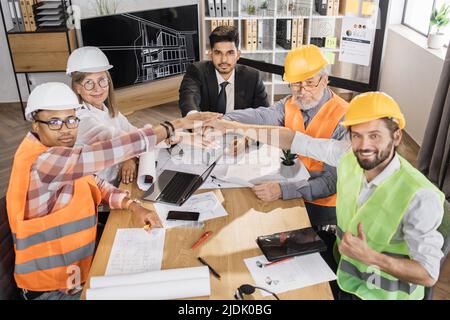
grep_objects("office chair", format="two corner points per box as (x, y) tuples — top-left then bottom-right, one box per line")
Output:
(0, 196), (21, 300)
(424, 199), (450, 300)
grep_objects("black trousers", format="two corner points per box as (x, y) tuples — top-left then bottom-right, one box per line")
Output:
(317, 230), (361, 300)
(304, 202), (337, 227)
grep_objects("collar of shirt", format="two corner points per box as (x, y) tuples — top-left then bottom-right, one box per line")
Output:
(215, 69), (235, 87)
(362, 153), (401, 188)
(82, 102), (107, 113)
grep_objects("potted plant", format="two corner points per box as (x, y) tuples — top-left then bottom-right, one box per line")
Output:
(247, 4), (257, 15)
(428, 4), (450, 49)
(259, 0), (268, 16)
(280, 149), (299, 178)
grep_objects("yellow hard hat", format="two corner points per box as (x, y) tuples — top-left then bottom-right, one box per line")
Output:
(341, 92), (406, 129)
(283, 45), (328, 83)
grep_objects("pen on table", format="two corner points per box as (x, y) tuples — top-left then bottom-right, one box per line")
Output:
(265, 257), (294, 267)
(198, 257), (221, 279)
(191, 231), (213, 249)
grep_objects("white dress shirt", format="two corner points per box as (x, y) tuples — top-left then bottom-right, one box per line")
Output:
(76, 102), (137, 183)
(291, 132), (444, 280)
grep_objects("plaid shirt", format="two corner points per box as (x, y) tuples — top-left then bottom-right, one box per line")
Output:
(23, 126), (155, 220)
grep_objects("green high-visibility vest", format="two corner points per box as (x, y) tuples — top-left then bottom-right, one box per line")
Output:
(335, 151), (444, 300)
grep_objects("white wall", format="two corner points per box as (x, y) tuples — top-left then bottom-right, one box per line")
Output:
(0, 0), (198, 102)
(379, 25), (446, 145)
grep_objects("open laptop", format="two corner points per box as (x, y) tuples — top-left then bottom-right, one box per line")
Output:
(142, 157), (220, 206)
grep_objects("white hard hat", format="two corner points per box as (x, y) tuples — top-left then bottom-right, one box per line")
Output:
(25, 82), (82, 121)
(66, 46), (113, 75)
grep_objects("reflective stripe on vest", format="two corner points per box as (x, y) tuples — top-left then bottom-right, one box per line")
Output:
(339, 259), (417, 294)
(335, 151), (444, 300)
(284, 93), (348, 207)
(15, 241), (96, 274)
(12, 215), (97, 250)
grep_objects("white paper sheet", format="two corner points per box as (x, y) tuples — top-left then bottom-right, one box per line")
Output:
(244, 254), (336, 296)
(105, 228), (165, 276)
(153, 192), (228, 228)
(87, 266), (210, 300)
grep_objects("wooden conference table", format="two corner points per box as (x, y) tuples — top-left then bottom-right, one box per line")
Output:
(81, 183), (333, 300)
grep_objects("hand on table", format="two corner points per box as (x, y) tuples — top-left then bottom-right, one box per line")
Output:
(253, 182), (282, 202)
(129, 203), (163, 230)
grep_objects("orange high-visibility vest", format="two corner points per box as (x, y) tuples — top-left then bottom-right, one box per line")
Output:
(284, 93), (349, 207)
(6, 135), (101, 291)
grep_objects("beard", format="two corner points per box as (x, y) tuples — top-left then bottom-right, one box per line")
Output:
(293, 90), (324, 110)
(354, 141), (394, 170)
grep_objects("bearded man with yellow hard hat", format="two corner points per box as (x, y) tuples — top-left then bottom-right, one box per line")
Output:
(222, 45), (349, 229)
(208, 91), (445, 299)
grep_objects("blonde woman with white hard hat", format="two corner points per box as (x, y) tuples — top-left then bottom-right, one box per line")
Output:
(67, 46), (138, 185)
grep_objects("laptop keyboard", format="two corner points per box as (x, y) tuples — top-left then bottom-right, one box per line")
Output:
(158, 172), (198, 203)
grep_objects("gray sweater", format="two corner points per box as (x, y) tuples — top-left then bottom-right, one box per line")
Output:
(224, 89), (347, 201)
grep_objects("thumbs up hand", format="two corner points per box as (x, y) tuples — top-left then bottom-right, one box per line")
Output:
(338, 223), (375, 265)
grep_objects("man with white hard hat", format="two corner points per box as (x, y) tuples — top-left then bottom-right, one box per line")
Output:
(6, 82), (218, 300)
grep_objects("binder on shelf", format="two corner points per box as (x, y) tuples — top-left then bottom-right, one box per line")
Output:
(25, 0), (36, 31)
(19, 0), (29, 31)
(2, 0), (14, 31)
(222, 19), (228, 26)
(14, 0), (25, 31)
(327, 0), (333, 16)
(251, 19), (257, 51)
(333, 0), (340, 16)
(243, 19), (252, 50)
(297, 18), (304, 46)
(315, 0), (327, 15)
(291, 18), (298, 49)
(207, 0), (216, 17)
(217, 19), (223, 26)
(215, 0), (222, 17)
(7, 0), (18, 30)
(257, 19), (264, 50)
(221, 0), (229, 17)
(211, 19), (218, 32)
(228, 19), (234, 26)
(276, 19), (292, 50)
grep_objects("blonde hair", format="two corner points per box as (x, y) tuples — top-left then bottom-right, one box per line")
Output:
(71, 70), (118, 118)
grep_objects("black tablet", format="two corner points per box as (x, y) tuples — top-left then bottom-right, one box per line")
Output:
(256, 227), (327, 262)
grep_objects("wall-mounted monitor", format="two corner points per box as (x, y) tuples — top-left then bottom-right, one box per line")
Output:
(81, 5), (199, 89)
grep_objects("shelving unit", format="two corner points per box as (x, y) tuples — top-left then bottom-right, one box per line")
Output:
(200, 0), (382, 103)
(0, 0), (77, 118)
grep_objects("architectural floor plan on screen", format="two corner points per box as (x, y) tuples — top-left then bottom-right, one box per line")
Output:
(81, 5), (200, 88)
(100, 13), (197, 84)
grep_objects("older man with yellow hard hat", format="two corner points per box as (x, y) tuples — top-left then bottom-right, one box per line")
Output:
(207, 91), (445, 299)
(222, 44), (349, 229)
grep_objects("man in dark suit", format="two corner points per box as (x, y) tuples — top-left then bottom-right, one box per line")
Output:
(179, 26), (269, 116)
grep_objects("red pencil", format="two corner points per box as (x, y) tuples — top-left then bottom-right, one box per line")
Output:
(264, 257), (294, 267)
(191, 231), (213, 249)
